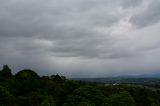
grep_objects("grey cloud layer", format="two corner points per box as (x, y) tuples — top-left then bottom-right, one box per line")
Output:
(130, 0), (160, 28)
(0, 0), (160, 77)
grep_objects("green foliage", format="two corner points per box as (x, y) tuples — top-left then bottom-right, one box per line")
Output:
(0, 86), (11, 105)
(63, 86), (108, 106)
(50, 74), (66, 81)
(0, 65), (160, 106)
(0, 65), (12, 80)
(151, 102), (160, 106)
(12, 69), (41, 95)
(77, 101), (95, 106)
(15, 69), (39, 79)
(41, 96), (56, 106)
(108, 91), (136, 106)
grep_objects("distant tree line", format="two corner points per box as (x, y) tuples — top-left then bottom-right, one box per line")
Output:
(0, 65), (160, 106)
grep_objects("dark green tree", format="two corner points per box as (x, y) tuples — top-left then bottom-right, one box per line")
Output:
(63, 86), (108, 106)
(15, 69), (39, 79)
(41, 96), (56, 106)
(108, 91), (136, 106)
(0, 65), (12, 79)
(77, 101), (95, 106)
(0, 86), (11, 105)
(13, 69), (40, 95)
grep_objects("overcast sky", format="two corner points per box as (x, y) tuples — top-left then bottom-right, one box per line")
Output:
(0, 0), (160, 77)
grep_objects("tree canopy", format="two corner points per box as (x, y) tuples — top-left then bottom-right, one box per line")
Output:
(0, 65), (160, 106)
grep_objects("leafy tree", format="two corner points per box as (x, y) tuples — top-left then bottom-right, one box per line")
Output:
(51, 74), (65, 81)
(77, 101), (95, 106)
(0, 65), (160, 106)
(0, 86), (11, 105)
(41, 96), (56, 106)
(13, 69), (40, 95)
(151, 103), (160, 106)
(108, 91), (136, 106)
(0, 65), (12, 79)
(63, 86), (108, 106)
(15, 69), (39, 79)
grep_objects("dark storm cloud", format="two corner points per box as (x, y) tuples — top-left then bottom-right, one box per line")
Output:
(130, 0), (160, 28)
(0, 0), (120, 58)
(0, 0), (119, 38)
(0, 0), (160, 77)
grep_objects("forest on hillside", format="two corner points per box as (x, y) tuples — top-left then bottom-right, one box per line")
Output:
(0, 65), (160, 106)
